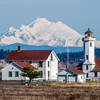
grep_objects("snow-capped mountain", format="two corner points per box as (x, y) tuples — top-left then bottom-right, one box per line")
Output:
(0, 18), (100, 47)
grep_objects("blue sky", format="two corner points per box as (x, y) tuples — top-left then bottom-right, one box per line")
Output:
(0, 0), (100, 40)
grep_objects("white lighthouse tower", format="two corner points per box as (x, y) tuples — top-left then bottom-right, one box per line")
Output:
(82, 28), (96, 78)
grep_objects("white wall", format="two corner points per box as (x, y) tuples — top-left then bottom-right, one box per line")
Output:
(83, 36), (95, 74)
(29, 61), (46, 80)
(87, 72), (100, 81)
(84, 39), (95, 64)
(2, 64), (25, 80)
(46, 51), (58, 80)
(77, 74), (86, 83)
(83, 64), (95, 73)
(30, 54), (58, 81)
(31, 62), (38, 69)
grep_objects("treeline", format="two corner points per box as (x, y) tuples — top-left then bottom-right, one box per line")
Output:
(57, 48), (100, 64)
(0, 49), (10, 60)
(57, 52), (84, 64)
(95, 48), (100, 58)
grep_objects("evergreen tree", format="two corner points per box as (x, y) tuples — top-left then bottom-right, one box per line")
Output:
(21, 67), (41, 87)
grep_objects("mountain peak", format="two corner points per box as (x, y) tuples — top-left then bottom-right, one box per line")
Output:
(0, 18), (100, 47)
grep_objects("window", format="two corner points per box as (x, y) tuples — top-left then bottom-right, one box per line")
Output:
(86, 55), (88, 60)
(39, 61), (43, 67)
(9, 71), (12, 77)
(15, 71), (19, 77)
(90, 42), (92, 47)
(48, 71), (50, 78)
(48, 61), (50, 67)
(88, 34), (91, 37)
(40, 71), (43, 78)
(81, 76), (82, 79)
(86, 73), (88, 78)
(94, 72), (97, 77)
(9, 61), (12, 63)
(86, 65), (88, 70)
(29, 61), (32, 64)
(51, 54), (53, 60)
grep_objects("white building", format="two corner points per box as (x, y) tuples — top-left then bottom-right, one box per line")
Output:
(58, 68), (86, 83)
(82, 28), (96, 74)
(82, 28), (100, 81)
(2, 62), (37, 80)
(2, 46), (59, 81)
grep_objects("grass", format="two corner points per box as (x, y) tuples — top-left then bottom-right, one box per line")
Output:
(31, 81), (100, 88)
(1, 80), (100, 88)
(0, 80), (25, 85)
(50, 82), (100, 88)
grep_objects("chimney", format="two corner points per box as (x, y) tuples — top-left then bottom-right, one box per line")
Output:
(17, 45), (22, 52)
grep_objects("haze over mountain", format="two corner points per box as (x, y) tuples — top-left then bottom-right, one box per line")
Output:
(0, 18), (100, 47)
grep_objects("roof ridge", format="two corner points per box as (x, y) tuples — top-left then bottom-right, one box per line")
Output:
(6, 50), (52, 61)
(14, 62), (37, 70)
(68, 68), (85, 74)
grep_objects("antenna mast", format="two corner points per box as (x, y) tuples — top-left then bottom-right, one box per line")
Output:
(67, 46), (69, 68)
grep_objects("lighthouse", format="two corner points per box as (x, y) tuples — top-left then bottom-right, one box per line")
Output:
(82, 28), (96, 77)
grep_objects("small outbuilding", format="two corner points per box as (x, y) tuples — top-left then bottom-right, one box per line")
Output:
(58, 68), (86, 83)
(57, 70), (67, 82)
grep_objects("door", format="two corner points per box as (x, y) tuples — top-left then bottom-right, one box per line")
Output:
(58, 75), (66, 82)
(68, 75), (76, 83)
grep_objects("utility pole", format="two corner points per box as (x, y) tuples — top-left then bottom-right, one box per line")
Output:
(67, 46), (69, 68)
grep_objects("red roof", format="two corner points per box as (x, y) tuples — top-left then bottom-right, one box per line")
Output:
(92, 67), (100, 72)
(92, 58), (100, 72)
(85, 28), (93, 34)
(68, 68), (85, 75)
(14, 62), (37, 71)
(95, 57), (100, 67)
(6, 50), (52, 61)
